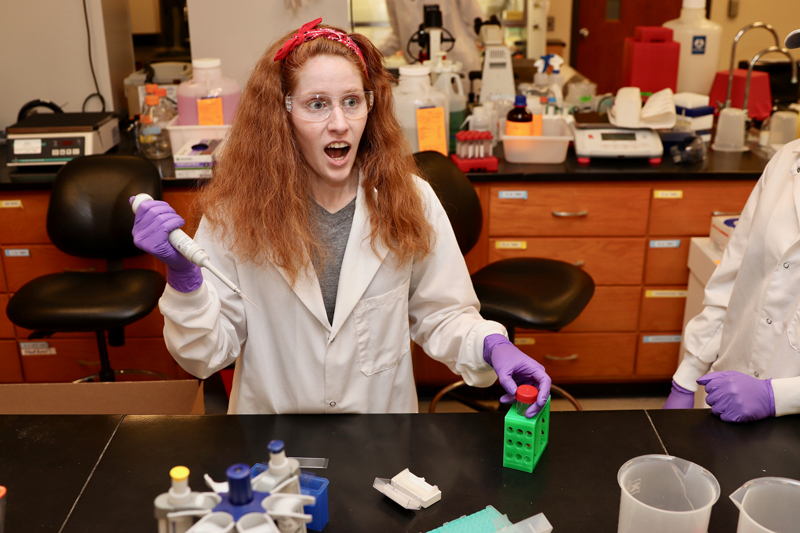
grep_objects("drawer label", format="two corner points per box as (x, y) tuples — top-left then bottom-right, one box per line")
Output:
(19, 341), (57, 356)
(653, 190), (683, 199)
(649, 239), (681, 248)
(645, 290), (687, 298)
(514, 337), (536, 345)
(495, 241), (527, 249)
(498, 190), (528, 200)
(0, 200), (22, 208)
(643, 335), (682, 343)
(4, 249), (30, 257)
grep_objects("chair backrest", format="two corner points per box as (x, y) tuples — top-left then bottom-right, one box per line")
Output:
(413, 151), (483, 256)
(46, 155), (162, 259)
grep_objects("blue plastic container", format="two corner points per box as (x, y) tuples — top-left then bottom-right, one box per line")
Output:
(300, 474), (329, 531)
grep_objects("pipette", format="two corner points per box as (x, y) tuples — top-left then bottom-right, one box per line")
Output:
(131, 194), (261, 311)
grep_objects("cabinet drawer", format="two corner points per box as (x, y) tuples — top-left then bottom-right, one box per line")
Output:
(636, 333), (682, 376)
(644, 238), (690, 285)
(489, 237), (645, 285)
(639, 286), (687, 331)
(164, 189), (201, 237)
(513, 332), (637, 379)
(560, 286), (641, 332)
(0, 191), (50, 245)
(2, 245), (162, 292)
(20, 338), (176, 382)
(649, 184), (754, 236)
(0, 340), (23, 382)
(488, 186), (650, 236)
(1, 295), (15, 339)
(0, 255), (6, 292)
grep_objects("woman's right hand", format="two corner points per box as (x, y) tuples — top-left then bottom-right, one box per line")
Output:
(663, 380), (695, 409)
(131, 197), (203, 292)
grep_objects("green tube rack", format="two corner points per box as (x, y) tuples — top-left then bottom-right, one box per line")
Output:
(503, 395), (551, 473)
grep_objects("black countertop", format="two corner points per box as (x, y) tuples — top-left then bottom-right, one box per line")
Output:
(2, 410), (799, 532)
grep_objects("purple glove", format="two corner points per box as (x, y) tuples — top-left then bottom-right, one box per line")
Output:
(130, 197), (203, 293)
(484, 334), (552, 418)
(697, 370), (775, 423)
(663, 380), (695, 409)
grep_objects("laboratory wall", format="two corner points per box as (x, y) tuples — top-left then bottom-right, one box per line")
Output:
(710, 1), (800, 71)
(186, 0), (350, 88)
(0, 0), (134, 130)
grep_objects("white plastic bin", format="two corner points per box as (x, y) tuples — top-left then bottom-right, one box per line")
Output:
(166, 115), (231, 155)
(501, 117), (573, 164)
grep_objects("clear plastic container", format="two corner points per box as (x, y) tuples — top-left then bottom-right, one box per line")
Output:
(177, 58), (241, 126)
(662, 0), (722, 95)
(501, 117), (572, 164)
(154, 87), (177, 121)
(392, 65), (449, 153)
(712, 107), (748, 152)
(617, 455), (720, 533)
(730, 477), (800, 533)
(138, 94), (172, 160)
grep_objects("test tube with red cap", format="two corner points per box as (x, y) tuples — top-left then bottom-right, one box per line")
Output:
(515, 384), (539, 416)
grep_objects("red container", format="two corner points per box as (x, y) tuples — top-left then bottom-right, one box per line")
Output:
(708, 69), (773, 120)
(622, 27), (680, 93)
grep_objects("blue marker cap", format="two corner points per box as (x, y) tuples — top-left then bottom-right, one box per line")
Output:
(268, 440), (285, 454)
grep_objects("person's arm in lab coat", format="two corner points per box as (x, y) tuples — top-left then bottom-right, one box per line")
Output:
(158, 217), (249, 380)
(672, 157), (772, 392)
(377, 0), (402, 58)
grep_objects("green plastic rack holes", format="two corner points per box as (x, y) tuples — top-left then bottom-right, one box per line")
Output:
(503, 396), (551, 473)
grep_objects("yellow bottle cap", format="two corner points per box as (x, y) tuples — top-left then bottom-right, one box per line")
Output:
(170, 466), (190, 481)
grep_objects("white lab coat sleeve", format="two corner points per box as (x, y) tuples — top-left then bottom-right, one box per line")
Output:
(457, 0), (483, 38)
(771, 376), (800, 417)
(407, 178), (506, 387)
(158, 218), (248, 380)
(673, 160), (771, 391)
(377, 0), (401, 57)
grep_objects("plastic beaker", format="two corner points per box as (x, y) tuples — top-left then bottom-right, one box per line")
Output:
(730, 477), (800, 533)
(617, 454), (720, 533)
(712, 107), (748, 152)
(768, 111), (798, 146)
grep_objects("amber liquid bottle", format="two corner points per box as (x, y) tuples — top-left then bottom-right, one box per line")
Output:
(505, 95), (533, 136)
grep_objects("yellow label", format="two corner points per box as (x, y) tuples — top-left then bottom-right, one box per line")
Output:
(714, 260), (720, 265)
(197, 97), (224, 126)
(653, 190), (683, 199)
(505, 120), (533, 137)
(0, 200), (22, 208)
(514, 337), (536, 345)
(416, 107), (448, 156)
(495, 241), (527, 249)
(645, 290), (688, 298)
(531, 114), (542, 136)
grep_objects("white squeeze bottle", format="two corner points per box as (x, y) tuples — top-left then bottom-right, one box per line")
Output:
(663, 0), (722, 95)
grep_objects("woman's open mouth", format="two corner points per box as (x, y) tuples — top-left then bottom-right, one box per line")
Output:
(324, 142), (351, 162)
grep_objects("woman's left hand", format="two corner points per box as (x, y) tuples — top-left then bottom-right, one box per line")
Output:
(484, 334), (551, 417)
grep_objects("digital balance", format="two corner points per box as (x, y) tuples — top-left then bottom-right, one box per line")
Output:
(6, 112), (120, 167)
(571, 123), (663, 165)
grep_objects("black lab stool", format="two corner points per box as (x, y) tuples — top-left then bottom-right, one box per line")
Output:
(413, 151), (595, 411)
(6, 155), (167, 382)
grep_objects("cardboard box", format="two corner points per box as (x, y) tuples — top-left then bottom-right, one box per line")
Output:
(709, 215), (739, 252)
(0, 380), (204, 415)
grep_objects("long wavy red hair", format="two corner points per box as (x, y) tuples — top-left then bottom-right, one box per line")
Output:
(196, 23), (434, 285)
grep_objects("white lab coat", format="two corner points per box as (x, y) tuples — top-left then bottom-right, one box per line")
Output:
(159, 176), (505, 414)
(674, 139), (800, 416)
(379, 0), (484, 75)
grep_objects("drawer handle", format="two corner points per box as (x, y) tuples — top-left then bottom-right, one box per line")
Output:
(552, 210), (588, 217)
(63, 267), (97, 273)
(712, 211), (741, 216)
(572, 260), (585, 267)
(545, 354), (579, 361)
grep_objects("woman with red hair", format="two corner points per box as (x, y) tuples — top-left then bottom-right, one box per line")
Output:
(132, 19), (550, 415)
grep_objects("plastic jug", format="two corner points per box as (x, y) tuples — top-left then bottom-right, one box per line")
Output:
(663, 0), (722, 95)
(177, 58), (241, 126)
(392, 65), (449, 153)
(730, 477), (800, 533)
(434, 70), (467, 153)
(617, 455), (720, 533)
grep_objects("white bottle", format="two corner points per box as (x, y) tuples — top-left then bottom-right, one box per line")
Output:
(433, 66), (468, 153)
(663, 0), (722, 95)
(392, 65), (449, 153)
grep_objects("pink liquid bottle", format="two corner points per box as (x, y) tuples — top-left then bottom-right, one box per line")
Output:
(176, 58), (241, 126)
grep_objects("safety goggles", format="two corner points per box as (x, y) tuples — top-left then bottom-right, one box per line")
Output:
(285, 91), (374, 122)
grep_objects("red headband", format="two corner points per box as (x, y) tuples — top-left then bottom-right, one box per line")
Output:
(273, 18), (369, 79)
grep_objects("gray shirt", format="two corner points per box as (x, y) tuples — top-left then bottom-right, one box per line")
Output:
(311, 196), (357, 325)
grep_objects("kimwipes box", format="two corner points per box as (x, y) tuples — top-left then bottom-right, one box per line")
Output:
(0, 380), (204, 415)
(709, 215), (739, 252)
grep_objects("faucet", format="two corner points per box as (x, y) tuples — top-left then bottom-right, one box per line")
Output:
(724, 22), (781, 108)
(742, 46), (798, 117)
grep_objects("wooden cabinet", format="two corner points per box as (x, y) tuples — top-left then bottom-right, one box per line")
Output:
(0, 340), (23, 383)
(649, 185), (753, 236)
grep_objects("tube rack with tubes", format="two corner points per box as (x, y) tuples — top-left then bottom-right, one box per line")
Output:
(450, 130), (498, 173)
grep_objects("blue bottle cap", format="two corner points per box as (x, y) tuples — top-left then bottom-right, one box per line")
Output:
(226, 463), (254, 505)
(268, 440), (284, 454)
(514, 95), (527, 107)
